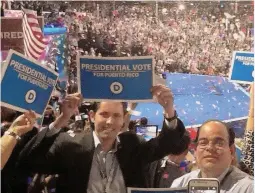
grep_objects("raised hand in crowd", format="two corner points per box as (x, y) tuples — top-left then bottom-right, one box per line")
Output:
(7, 110), (36, 136)
(151, 84), (175, 118)
(1, 110), (36, 169)
(51, 93), (83, 129)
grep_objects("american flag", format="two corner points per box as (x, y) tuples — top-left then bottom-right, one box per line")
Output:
(22, 8), (47, 60)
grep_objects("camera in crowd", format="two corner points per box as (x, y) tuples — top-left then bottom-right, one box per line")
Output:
(69, 102), (97, 132)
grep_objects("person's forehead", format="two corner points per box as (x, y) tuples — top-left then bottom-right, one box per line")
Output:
(199, 122), (229, 139)
(98, 102), (123, 113)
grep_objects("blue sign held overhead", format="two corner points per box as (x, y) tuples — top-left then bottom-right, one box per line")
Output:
(229, 51), (254, 84)
(77, 56), (154, 102)
(1, 50), (59, 117)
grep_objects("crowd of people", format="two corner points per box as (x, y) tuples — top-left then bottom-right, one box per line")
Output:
(1, 1), (254, 193)
(47, 2), (253, 74)
(1, 84), (254, 193)
(8, 1), (253, 85)
(60, 1), (253, 83)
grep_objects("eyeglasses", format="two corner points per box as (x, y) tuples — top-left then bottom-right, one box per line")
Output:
(197, 138), (228, 151)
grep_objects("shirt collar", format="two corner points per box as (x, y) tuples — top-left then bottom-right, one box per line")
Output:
(92, 131), (120, 152)
(93, 131), (101, 148)
(198, 166), (231, 182)
(217, 166), (231, 182)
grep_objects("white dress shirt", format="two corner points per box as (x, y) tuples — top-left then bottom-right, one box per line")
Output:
(87, 132), (126, 193)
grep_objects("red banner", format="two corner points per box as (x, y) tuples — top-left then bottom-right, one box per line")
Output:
(1, 17), (44, 53)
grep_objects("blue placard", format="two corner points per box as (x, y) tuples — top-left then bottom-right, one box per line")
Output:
(127, 188), (187, 193)
(229, 51), (254, 84)
(77, 56), (154, 102)
(1, 50), (59, 117)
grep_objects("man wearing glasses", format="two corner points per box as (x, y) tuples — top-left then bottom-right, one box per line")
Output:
(171, 120), (253, 193)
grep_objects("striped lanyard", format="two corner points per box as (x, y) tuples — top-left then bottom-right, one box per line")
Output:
(96, 151), (118, 193)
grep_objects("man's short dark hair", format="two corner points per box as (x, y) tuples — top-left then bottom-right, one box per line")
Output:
(128, 120), (137, 132)
(194, 119), (235, 146)
(179, 130), (191, 154)
(91, 102), (128, 115)
(171, 130), (191, 155)
(140, 117), (148, 126)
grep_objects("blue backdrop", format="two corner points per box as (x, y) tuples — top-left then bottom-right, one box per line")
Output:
(131, 73), (250, 136)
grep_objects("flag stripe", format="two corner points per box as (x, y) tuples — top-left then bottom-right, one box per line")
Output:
(24, 32), (42, 58)
(23, 14), (47, 48)
(31, 27), (43, 33)
(23, 25), (41, 59)
(23, 39), (34, 58)
(29, 22), (41, 28)
(24, 9), (37, 15)
(23, 25), (44, 54)
(23, 14), (46, 51)
(27, 17), (38, 23)
(22, 8), (47, 60)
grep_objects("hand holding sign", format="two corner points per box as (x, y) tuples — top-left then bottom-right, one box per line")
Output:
(8, 110), (36, 136)
(51, 93), (83, 130)
(60, 93), (83, 119)
(151, 84), (175, 118)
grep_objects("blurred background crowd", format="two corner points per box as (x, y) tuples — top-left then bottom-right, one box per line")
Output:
(6, 1), (254, 86)
(1, 1), (254, 192)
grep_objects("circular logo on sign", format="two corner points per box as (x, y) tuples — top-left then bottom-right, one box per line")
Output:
(252, 70), (254, 78)
(25, 90), (36, 104)
(110, 82), (123, 94)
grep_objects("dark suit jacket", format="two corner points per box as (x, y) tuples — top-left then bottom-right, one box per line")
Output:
(147, 159), (186, 188)
(16, 119), (186, 193)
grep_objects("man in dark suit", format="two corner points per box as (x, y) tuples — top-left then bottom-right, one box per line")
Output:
(16, 84), (187, 193)
(148, 130), (191, 188)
